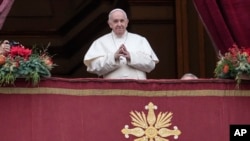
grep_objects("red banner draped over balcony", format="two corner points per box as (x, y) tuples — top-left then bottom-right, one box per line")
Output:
(0, 77), (250, 141)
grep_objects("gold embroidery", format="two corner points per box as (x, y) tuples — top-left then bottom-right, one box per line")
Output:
(1, 87), (249, 97)
(121, 102), (181, 141)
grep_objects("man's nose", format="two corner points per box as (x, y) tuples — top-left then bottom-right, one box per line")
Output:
(117, 21), (122, 26)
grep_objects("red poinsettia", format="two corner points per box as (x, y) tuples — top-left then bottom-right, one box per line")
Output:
(0, 41), (56, 86)
(10, 45), (32, 59)
(215, 43), (250, 86)
(242, 47), (250, 56)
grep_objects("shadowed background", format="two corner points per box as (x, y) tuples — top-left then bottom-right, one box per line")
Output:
(0, 0), (217, 79)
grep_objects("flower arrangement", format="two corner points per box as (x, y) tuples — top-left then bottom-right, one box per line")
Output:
(0, 41), (56, 86)
(214, 44), (250, 85)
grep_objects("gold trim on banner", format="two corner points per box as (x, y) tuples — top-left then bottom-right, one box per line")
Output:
(121, 102), (181, 140)
(0, 87), (250, 96)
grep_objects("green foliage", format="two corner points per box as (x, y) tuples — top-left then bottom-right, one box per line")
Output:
(214, 44), (250, 87)
(214, 57), (238, 79)
(0, 42), (55, 86)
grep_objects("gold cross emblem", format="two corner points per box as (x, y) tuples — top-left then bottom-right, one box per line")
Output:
(121, 102), (181, 141)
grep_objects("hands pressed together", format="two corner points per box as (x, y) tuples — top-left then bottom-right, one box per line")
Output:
(114, 44), (131, 62)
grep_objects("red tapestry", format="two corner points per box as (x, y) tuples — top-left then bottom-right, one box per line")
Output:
(0, 78), (250, 141)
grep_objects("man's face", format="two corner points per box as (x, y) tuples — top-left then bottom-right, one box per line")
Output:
(0, 40), (10, 53)
(108, 11), (128, 36)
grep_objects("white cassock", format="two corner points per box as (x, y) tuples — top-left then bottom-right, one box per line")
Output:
(83, 31), (159, 79)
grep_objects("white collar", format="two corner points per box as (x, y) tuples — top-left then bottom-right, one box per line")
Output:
(111, 31), (128, 39)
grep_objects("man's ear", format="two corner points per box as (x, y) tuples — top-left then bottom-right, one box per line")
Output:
(126, 19), (129, 27)
(107, 20), (112, 28)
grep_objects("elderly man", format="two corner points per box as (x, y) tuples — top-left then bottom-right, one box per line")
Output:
(83, 8), (159, 79)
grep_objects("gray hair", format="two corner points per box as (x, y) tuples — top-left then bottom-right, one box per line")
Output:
(181, 73), (198, 80)
(108, 8), (128, 21)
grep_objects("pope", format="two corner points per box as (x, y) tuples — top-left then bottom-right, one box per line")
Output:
(83, 8), (159, 79)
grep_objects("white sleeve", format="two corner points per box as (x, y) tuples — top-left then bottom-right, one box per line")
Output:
(84, 38), (121, 76)
(85, 53), (120, 76)
(127, 37), (159, 73)
(128, 52), (156, 73)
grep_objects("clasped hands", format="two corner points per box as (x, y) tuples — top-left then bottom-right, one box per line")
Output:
(114, 44), (130, 62)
